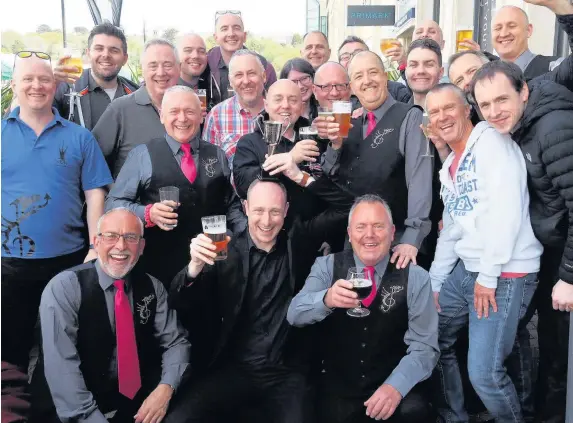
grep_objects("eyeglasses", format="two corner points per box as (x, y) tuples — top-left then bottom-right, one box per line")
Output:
(14, 51), (51, 70)
(339, 49), (366, 63)
(97, 232), (142, 244)
(314, 83), (350, 93)
(215, 10), (242, 20)
(290, 75), (312, 86)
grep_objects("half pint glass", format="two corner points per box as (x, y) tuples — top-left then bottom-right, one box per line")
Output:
(333, 101), (352, 138)
(201, 215), (228, 261)
(197, 89), (207, 110)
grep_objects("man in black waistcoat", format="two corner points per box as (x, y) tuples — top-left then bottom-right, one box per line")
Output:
(288, 194), (439, 423)
(106, 85), (245, 286)
(30, 208), (191, 423)
(165, 179), (350, 423)
(319, 51), (433, 269)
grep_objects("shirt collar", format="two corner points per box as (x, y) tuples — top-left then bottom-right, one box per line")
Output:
(247, 230), (286, 254)
(87, 70), (122, 93)
(362, 96), (396, 125)
(95, 260), (131, 292)
(353, 253), (390, 279)
(218, 55), (227, 70)
(233, 95), (264, 116)
(514, 49), (536, 72)
(134, 86), (153, 106)
(7, 107), (68, 127)
(164, 133), (200, 155)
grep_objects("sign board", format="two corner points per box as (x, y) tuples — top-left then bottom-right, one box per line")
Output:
(395, 7), (415, 29)
(347, 5), (395, 27)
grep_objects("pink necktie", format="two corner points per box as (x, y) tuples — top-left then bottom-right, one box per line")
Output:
(362, 266), (377, 307)
(366, 112), (377, 137)
(180, 143), (197, 183)
(114, 280), (141, 399)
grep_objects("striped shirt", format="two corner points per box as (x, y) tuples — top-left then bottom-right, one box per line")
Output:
(202, 95), (263, 170)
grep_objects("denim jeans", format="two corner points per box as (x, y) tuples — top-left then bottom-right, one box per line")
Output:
(435, 261), (538, 423)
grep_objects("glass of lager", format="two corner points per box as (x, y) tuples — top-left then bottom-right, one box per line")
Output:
(197, 89), (207, 111)
(159, 186), (179, 229)
(318, 106), (333, 119)
(347, 267), (372, 318)
(456, 27), (474, 52)
(201, 215), (228, 261)
(333, 101), (352, 139)
(421, 112), (434, 158)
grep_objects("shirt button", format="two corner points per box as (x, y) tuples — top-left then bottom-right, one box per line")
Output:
(361, 343), (366, 348)
(361, 374), (365, 378)
(364, 327), (368, 331)
(360, 360), (364, 364)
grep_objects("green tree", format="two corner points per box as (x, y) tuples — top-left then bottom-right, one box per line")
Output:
(161, 28), (179, 43)
(73, 26), (89, 35)
(36, 24), (52, 34)
(292, 33), (303, 46)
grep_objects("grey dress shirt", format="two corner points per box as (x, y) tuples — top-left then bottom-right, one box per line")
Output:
(322, 96), (432, 248)
(514, 48), (565, 73)
(92, 87), (165, 178)
(39, 260), (191, 423)
(287, 253), (439, 397)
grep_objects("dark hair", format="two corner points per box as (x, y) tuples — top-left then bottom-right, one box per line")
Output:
(88, 22), (128, 54)
(280, 58), (315, 79)
(407, 38), (442, 67)
(448, 50), (490, 70)
(337, 35), (368, 54)
(303, 31), (329, 46)
(469, 60), (526, 103)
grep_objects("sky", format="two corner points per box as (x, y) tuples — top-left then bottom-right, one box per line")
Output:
(2, 0), (308, 37)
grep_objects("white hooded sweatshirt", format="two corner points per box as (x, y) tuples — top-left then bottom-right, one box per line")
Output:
(429, 122), (542, 291)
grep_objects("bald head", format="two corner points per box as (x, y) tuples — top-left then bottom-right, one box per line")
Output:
(313, 61), (351, 107)
(12, 55), (56, 114)
(492, 5), (532, 62)
(265, 79), (303, 128)
(413, 20), (445, 49)
(178, 34), (208, 78)
(314, 61), (349, 84)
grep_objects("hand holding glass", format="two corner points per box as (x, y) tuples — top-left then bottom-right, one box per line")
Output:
(347, 267), (372, 318)
(201, 215), (228, 261)
(159, 186), (179, 229)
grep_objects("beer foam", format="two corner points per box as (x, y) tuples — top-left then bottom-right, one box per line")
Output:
(203, 225), (226, 234)
(352, 278), (372, 288)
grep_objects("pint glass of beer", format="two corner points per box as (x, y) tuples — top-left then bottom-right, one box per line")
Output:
(62, 49), (84, 79)
(456, 27), (474, 52)
(380, 38), (398, 56)
(332, 101), (352, 138)
(197, 89), (207, 110)
(201, 215), (228, 261)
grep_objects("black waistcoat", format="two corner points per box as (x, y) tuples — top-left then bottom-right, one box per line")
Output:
(317, 250), (409, 399)
(524, 55), (561, 80)
(337, 102), (411, 232)
(140, 138), (229, 286)
(31, 261), (161, 416)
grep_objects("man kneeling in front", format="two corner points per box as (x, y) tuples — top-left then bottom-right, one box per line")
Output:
(288, 194), (439, 422)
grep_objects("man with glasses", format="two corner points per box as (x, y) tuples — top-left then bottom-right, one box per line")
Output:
(1, 53), (112, 371)
(106, 86), (243, 287)
(30, 208), (190, 423)
(52, 23), (138, 130)
(93, 39), (180, 178)
(207, 11), (277, 106)
(301, 31), (331, 69)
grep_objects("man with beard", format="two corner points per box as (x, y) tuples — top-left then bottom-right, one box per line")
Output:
(471, 59), (573, 423)
(53, 23), (138, 130)
(93, 39), (180, 178)
(30, 208), (190, 423)
(106, 86), (243, 286)
(207, 12), (277, 106)
(203, 50), (266, 169)
(301, 31), (331, 70)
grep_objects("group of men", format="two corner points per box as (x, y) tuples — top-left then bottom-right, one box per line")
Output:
(2, 1), (573, 423)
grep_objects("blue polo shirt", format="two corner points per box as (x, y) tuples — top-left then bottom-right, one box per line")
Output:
(1, 108), (113, 259)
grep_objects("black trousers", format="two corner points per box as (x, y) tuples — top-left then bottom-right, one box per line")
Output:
(1, 249), (86, 370)
(534, 247), (569, 423)
(317, 387), (434, 423)
(164, 364), (305, 423)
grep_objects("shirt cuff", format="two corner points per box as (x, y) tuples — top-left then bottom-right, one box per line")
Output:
(383, 371), (413, 398)
(314, 289), (334, 318)
(477, 273), (498, 289)
(399, 227), (424, 249)
(78, 409), (109, 423)
(160, 371), (183, 392)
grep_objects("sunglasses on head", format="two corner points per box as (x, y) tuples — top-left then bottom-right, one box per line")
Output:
(215, 10), (242, 20)
(14, 51), (52, 71)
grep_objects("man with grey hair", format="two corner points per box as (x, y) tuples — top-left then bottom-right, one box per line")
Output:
(288, 194), (438, 423)
(93, 38), (181, 177)
(107, 85), (243, 286)
(30, 207), (191, 423)
(425, 83), (542, 422)
(203, 49), (267, 168)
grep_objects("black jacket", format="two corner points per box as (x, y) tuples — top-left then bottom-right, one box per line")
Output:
(512, 80), (573, 284)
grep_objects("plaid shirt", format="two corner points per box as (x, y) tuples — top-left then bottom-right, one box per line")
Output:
(202, 95), (263, 170)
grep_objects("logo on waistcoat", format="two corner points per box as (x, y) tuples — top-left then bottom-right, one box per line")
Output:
(136, 294), (155, 324)
(370, 128), (394, 149)
(379, 285), (404, 313)
(202, 158), (218, 178)
(58, 143), (68, 165)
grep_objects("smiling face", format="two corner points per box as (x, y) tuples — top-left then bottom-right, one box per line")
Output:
(214, 14), (247, 54)
(492, 6), (532, 62)
(229, 54), (266, 108)
(95, 209), (145, 279)
(426, 88), (472, 149)
(473, 72), (528, 135)
(413, 20), (445, 49)
(160, 89), (202, 143)
(287, 69), (313, 103)
(301, 32), (331, 69)
(12, 56), (56, 113)
(265, 79), (303, 127)
(405, 47), (443, 95)
(339, 41), (367, 70)
(313, 62), (351, 108)
(244, 181), (289, 251)
(449, 53), (487, 93)
(178, 34), (208, 79)
(87, 33), (128, 82)
(142, 44), (180, 104)
(348, 201), (395, 266)
(348, 52), (388, 111)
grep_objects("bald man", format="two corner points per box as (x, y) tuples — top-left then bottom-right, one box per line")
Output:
(106, 85), (243, 286)
(493, 5), (564, 79)
(2, 54), (112, 370)
(301, 31), (331, 69)
(177, 33), (209, 92)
